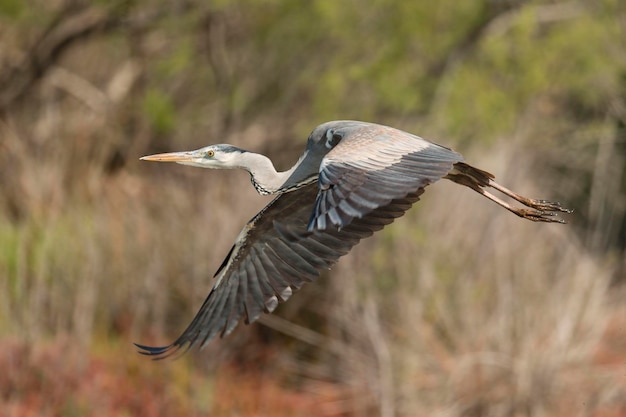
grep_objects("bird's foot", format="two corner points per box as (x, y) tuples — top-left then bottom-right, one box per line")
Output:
(524, 198), (573, 214)
(516, 207), (567, 223)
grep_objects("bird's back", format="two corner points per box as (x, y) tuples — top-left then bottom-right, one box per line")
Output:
(305, 121), (464, 231)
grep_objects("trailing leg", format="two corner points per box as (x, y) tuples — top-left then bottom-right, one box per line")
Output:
(445, 162), (572, 223)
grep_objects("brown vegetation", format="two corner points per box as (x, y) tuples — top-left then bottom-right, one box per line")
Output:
(1, 1), (625, 416)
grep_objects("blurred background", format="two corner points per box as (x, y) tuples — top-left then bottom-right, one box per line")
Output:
(1, 0), (625, 416)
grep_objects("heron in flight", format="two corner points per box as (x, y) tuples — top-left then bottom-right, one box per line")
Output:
(137, 120), (571, 358)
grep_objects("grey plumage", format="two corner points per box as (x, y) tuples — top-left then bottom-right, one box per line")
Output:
(137, 120), (571, 358)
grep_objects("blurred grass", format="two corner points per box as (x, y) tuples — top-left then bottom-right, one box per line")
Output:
(1, 0), (626, 416)
(1, 335), (345, 417)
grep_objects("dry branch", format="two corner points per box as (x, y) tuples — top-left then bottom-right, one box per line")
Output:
(0, 7), (119, 113)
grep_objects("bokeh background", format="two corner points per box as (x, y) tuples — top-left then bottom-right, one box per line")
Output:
(1, 1), (625, 416)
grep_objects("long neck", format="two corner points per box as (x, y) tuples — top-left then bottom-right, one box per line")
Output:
(239, 151), (314, 195)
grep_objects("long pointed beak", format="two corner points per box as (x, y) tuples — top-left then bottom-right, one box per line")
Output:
(140, 151), (195, 162)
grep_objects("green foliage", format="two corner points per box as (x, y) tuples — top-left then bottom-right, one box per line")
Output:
(440, 3), (623, 141)
(0, 221), (18, 286)
(0, 0), (23, 18)
(142, 88), (176, 134)
(301, 1), (488, 121)
(155, 37), (193, 79)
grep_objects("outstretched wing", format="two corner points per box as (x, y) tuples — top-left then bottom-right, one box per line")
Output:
(308, 124), (463, 231)
(135, 182), (426, 358)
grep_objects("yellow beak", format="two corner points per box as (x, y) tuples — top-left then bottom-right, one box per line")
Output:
(140, 151), (195, 162)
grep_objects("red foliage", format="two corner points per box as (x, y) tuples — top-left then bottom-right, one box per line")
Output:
(0, 337), (346, 417)
(0, 337), (187, 416)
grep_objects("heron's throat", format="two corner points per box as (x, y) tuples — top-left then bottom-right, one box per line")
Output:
(240, 151), (316, 195)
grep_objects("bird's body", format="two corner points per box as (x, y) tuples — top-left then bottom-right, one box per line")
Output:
(138, 120), (571, 358)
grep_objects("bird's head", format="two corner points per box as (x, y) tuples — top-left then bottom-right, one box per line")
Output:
(140, 144), (246, 169)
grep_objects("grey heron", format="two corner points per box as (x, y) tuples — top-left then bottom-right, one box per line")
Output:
(137, 120), (571, 358)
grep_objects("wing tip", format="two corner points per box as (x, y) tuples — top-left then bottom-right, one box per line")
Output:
(134, 342), (183, 360)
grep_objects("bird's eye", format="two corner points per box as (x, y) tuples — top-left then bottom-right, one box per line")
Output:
(325, 129), (342, 149)
(206, 150), (215, 157)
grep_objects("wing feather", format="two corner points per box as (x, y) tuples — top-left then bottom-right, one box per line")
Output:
(223, 274), (246, 337)
(135, 182), (427, 358)
(265, 246), (308, 290)
(242, 266), (266, 324)
(308, 124), (463, 231)
(250, 248), (288, 301)
(204, 280), (233, 341)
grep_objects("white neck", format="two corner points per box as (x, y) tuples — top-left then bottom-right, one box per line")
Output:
(238, 152), (307, 195)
